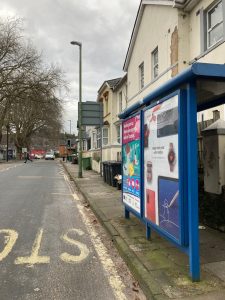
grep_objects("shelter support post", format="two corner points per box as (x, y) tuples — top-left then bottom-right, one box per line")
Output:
(146, 224), (151, 240)
(125, 208), (130, 219)
(187, 81), (200, 281)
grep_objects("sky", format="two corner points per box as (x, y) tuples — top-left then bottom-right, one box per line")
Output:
(0, 0), (140, 134)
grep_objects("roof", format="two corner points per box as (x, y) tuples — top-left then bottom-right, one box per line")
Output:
(113, 74), (127, 91)
(123, 0), (199, 71)
(119, 63), (225, 119)
(202, 119), (225, 136)
(98, 77), (122, 94)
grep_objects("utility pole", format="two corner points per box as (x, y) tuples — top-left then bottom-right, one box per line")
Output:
(71, 40), (82, 178)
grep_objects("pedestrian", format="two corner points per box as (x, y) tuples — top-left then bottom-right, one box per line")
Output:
(24, 152), (33, 163)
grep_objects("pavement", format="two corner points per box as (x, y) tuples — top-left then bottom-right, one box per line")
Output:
(65, 162), (225, 299)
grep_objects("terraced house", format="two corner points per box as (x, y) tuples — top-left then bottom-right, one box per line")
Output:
(85, 0), (225, 172)
(125, 0), (225, 121)
(83, 76), (127, 173)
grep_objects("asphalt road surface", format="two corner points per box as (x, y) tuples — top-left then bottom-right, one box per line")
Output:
(0, 160), (142, 300)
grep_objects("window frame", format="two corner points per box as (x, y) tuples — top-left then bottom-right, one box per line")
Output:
(139, 62), (144, 90)
(118, 91), (123, 114)
(207, 0), (224, 48)
(102, 126), (109, 146)
(151, 47), (159, 80)
(97, 128), (101, 149)
(201, 0), (225, 53)
(116, 124), (121, 144)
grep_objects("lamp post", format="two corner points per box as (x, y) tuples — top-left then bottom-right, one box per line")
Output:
(70, 40), (82, 178)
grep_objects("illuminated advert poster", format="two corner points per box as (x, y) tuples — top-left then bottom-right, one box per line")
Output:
(122, 114), (141, 214)
(144, 95), (180, 241)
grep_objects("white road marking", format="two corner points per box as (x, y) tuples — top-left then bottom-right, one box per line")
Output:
(0, 229), (18, 262)
(60, 229), (90, 263)
(64, 174), (127, 300)
(14, 228), (50, 265)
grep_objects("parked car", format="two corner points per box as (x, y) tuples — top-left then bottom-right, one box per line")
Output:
(45, 152), (55, 160)
(34, 154), (43, 159)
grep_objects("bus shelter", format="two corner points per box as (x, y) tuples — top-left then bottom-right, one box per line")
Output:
(119, 63), (225, 281)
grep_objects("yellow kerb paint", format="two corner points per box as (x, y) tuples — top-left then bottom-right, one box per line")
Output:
(14, 228), (50, 265)
(60, 228), (89, 263)
(0, 229), (18, 262)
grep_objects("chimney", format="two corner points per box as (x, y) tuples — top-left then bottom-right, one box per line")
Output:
(213, 110), (220, 121)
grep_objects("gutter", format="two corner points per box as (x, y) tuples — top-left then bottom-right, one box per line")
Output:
(173, 0), (199, 11)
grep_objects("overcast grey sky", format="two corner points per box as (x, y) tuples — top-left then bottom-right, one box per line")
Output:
(0, 0), (139, 134)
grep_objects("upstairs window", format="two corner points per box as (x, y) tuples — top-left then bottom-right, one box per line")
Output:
(139, 62), (144, 90)
(118, 91), (123, 113)
(116, 125), (121, 144)
(152, 47), (159, 79)
(97, 128), (101, 148)
(102, 127), (109, 146)
(207, 1), (223, 48)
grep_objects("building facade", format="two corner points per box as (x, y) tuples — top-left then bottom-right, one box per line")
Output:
(84, 76), (127, 173)
(124, 0), (225, 121)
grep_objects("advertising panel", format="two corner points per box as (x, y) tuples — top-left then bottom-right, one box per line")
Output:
(122, 114), (141, 214)
(144, 95), (180, 241)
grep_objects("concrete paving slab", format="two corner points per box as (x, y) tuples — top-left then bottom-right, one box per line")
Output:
(62, 161), (225, 300)
(203, 261), (225, 281)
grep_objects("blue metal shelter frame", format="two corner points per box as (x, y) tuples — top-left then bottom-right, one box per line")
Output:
(119, 63), (225, 282)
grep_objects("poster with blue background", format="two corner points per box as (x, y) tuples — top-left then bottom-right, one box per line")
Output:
(158, 177), (179, 240)
(122, 115), (141, 213)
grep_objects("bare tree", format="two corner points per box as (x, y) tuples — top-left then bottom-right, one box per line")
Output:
(0, 17), (66, 154)
(0, 17), (40, 142)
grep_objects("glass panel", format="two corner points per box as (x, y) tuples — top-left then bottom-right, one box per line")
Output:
(117, 125), (121, 143)
(208, 22), (223, 46)
(154, 65), (158, 78)
(103, 138), (107, 146)
(208, 1), (223, 29)
(153, 50), (158, 65)
(102, 128), (108, 138)
(139, 63), (144, 89)
(119, 92), (122, 112)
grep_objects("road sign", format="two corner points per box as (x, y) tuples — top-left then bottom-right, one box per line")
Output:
(78, 102), (103, 126)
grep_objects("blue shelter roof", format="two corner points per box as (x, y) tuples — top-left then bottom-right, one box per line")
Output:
(119, 63), (225, 119)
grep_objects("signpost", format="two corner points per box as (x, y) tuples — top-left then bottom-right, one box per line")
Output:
(78, 101), (103, 126)
(78, 101), (103, 174)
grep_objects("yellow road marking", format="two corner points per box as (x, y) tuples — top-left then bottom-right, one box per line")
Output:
(51, 193), (73, 196)
(14, 228), (50, 265)
(60, 229), (90, 264)
(17, 176), (63, 179)
(0, 229), (18, 262)
(63, 173), (127, 300)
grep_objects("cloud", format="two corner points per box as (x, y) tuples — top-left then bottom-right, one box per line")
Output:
(0, 0), (139, 133)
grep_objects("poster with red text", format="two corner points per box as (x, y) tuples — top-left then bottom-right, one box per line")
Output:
(122, 114), (141, 214)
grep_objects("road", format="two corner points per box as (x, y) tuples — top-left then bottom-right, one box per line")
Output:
(0, 160), (144, 300)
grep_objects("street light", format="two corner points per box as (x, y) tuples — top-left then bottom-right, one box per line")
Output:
(70, 40), (82, 178)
